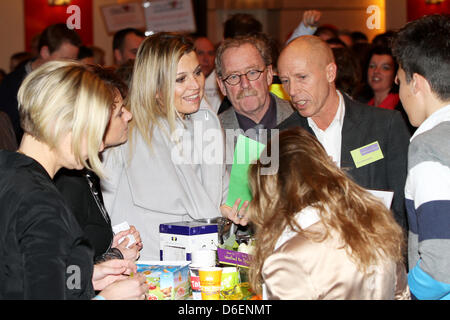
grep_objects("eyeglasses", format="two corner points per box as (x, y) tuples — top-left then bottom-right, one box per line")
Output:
(222, 67), (266, 86)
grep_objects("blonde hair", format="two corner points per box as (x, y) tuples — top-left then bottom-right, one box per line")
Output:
(248, 128), (405, 295)
(128, 32), (194, 150)
(17, 60), (112, 177)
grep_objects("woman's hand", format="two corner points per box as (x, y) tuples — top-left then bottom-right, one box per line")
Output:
(220, 198), (249, 226)
(112, 226), (143, 261)
(98, 273), (148, 300)
(92, 259), (137, 291)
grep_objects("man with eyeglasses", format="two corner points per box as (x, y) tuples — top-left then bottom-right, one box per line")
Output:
(215, 35), (294, 170)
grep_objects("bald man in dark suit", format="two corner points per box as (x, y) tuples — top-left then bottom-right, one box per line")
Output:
(277, 36), (411, 234)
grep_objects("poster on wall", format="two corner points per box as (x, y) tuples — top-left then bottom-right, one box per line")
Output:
(101, 2), (146, 34)
(143, 0), (196, 34)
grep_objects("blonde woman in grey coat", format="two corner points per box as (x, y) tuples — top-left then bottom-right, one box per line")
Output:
(101, 33), (248, 260)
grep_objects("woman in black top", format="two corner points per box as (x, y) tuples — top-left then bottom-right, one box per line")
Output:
(0, 61), (147, 300)
(54, 66), (142, 263)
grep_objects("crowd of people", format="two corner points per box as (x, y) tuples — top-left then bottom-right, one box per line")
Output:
(0, 10), (448, 300)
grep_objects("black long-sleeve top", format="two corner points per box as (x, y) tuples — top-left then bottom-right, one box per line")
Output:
(54, 168), (122, 263)
(0, 150), (95, 299)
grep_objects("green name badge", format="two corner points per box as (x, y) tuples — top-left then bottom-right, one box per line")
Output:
(350, 141), (384, 168)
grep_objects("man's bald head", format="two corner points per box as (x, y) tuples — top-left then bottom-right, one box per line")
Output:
(280, 35), (334, 69)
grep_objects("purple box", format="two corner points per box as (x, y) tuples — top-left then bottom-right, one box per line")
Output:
(217, 248), (252, 268)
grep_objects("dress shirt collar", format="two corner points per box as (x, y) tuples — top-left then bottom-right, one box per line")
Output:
(307, 90), (345, 132)
(411, 104), (450, 142)
(306, 90), (345, 167)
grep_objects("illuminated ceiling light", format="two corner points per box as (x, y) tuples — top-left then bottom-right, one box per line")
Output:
(48, 0), (72, 6)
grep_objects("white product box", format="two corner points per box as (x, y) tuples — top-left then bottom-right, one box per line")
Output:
(159, 220), (218, 261)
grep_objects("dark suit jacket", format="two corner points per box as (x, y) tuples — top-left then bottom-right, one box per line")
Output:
(277, 93), (411, 233)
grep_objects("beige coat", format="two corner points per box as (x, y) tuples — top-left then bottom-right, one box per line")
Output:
(262, 208), (410, 300)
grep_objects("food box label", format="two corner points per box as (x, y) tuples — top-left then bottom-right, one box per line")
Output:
(217, 248), (252, 268)
(137, 261), (191, 300)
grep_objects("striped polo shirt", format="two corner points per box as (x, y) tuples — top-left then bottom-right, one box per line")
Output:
(405, 104), (450, 300)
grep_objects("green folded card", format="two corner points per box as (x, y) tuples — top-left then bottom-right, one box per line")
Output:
(226, 134), (266, 209)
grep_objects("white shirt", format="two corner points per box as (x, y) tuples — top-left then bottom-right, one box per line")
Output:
(307, 90), (345, 168)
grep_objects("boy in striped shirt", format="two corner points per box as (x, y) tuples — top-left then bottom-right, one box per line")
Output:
(392, 14), (450, 300)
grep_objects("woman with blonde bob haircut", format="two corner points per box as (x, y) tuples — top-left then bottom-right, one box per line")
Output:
(102, 32), (248, 260)
(0, 61), (148, 300)
(248, 127), (410, 300)
(18, 60), (109, 176)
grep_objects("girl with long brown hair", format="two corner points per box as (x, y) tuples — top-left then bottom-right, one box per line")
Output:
(248, 127), (410, 299)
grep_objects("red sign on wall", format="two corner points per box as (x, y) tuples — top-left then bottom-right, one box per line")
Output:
(24, 0), (93, 52)
(407, 0), (450, 22)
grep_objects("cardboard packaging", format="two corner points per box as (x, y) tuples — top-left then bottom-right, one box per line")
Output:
(137, 261), (191, 300)
(159, 220), (218, 261)
(217, 248), (251, 268)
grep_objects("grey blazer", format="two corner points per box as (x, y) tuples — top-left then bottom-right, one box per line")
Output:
(219, 93), (294, 170)
(219, 93), (293, 131)
(277, 93), (411, 233)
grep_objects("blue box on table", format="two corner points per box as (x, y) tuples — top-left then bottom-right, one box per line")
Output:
(159, 220), (218, 261)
